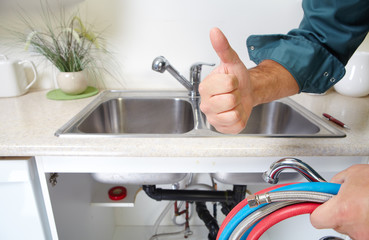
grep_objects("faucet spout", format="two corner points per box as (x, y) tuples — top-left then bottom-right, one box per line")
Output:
(263, 158), (327, 184)
(152, 56), (193, 91)
(152, 56), (214, 98)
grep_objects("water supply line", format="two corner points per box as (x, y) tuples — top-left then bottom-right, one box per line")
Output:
(217, 182), (341, 240)
(246, 190), (333, 208)
(217, 158), (344, 240)
(217, 183), (295, 239)
(229, 201), (299, 240)
(246, 202), (321, 240)
(230, 191), (334, 240)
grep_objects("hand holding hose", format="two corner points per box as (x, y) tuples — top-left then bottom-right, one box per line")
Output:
(311, 164), (369, 240)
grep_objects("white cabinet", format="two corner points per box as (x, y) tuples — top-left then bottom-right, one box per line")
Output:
(34, 155), (367, 240)
(0, 157), (51, 240)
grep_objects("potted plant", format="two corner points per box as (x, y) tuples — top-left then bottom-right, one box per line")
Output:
(12, 4), (119, 95)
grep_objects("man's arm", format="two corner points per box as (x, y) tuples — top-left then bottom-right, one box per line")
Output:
(199, 28), (299, 134)
(248, 0), (369, 94)
(248, 59), (299, 106)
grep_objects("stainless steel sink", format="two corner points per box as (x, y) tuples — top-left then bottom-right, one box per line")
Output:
(208, 101), (320, 135)
(210, 172), (303, 185)
(55, 90), (345, 138)
(78, 98), (194, 134)
(91, 172), (188, 185)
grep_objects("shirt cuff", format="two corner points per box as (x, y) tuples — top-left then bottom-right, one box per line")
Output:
(246, 34), (345, 93)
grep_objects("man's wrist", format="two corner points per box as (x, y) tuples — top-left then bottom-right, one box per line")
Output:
(249, 60), (299, 106)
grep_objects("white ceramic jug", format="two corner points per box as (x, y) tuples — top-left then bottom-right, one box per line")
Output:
(334, 52), (369, 97)
(0, 55), (37, 97)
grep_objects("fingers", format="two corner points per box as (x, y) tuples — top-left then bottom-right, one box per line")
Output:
(199, 73), (240, 124)
(207, 90), (241, 113)
(210, 104), (247, 134)
(311, 165), (369, 239)
(310, 168), (349, 230)
(199, 73), (238, 97)
(330, 164), (365, 184)
(310, 168), (350, 231)
(210, 27), (241, 65)
(204, 104), (247, 135)
(199, 73), (246, 134)
(310, 196), (341, 230)
(199, 27), (252, 134)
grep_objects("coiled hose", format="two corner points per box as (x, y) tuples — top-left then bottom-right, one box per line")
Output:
(230, 191), (334, 240)
(217, 182), (341, 240)
(246, 202), (320, 240)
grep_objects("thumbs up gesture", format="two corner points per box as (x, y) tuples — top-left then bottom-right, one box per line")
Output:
(199, 28), (254, 134)
(199, 28), (299, 134)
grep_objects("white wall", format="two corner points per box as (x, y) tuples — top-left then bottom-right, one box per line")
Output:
(76, 0), (305, 90)
(0, 0), (368, 91)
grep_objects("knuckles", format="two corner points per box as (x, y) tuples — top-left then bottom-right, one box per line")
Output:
(199, 101), (211, 114)
(223, 93), (238, 109)
(223, 74), (239, 91)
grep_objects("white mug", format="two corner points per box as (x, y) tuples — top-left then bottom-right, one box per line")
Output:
(334, 51), (369, 97)
(0, 55), (38, 97)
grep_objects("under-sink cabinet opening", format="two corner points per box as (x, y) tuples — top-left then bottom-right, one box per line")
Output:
(46, 172), (347, 240)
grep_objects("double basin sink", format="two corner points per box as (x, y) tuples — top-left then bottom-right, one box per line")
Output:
(56, 90), (345, 185)
(56, 90), (345, 138)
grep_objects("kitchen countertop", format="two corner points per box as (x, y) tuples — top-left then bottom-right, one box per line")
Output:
(0, 89), (368, 158)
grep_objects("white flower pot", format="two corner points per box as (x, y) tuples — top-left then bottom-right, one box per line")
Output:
(56, 71), (88, 95)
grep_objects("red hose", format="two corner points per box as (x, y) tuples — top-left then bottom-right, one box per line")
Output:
(217, 183), (295, 240)
(246, 202), (320, 240)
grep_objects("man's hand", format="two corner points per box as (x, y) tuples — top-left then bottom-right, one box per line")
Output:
(199, 28), (254, 134)
(310, 164), (369, 240)
(199, 28), (299, 134)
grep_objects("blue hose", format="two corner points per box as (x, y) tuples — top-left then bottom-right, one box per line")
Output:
(218, 182), (340, 240)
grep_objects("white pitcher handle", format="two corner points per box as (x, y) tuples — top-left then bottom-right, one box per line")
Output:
(19, 60), (38, 90)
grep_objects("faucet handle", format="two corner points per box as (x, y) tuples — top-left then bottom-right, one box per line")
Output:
(190, 62), (215, 74)
(190, 62), (215, 83)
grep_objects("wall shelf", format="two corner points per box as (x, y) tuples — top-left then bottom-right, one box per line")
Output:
(91, 182), (140, 207)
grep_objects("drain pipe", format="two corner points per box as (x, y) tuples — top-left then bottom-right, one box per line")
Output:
(142, 185), (247, 204)
(143, 185), (246, 240)
(196, 202), (219, 240)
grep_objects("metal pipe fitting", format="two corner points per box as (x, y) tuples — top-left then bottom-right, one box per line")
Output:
(263, 158), (327, 184)
(247, 191), (334, 208)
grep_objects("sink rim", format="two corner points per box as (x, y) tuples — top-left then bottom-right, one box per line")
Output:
(55, 90), (346, 138)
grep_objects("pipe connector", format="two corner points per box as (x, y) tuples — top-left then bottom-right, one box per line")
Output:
(247, 190), (334, 208)
(247, 192), (272, 208)
(263, 158), (327, 184)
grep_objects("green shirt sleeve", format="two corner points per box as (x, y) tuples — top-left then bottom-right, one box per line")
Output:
(247, 0), (369, 94)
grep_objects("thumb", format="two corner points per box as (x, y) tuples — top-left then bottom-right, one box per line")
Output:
(310, 196), (340, 230)
(210, 27), (240, 65)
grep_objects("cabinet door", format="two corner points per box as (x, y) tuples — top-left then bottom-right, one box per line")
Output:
(0, 157), (51, 240)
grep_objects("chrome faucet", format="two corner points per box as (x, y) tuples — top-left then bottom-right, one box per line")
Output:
(263, 158), (327, 184)
(152, 56), (214, 98)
